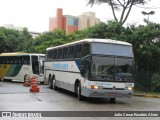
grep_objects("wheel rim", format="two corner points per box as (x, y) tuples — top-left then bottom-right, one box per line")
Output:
(49, 77), (51, 87)
(77, 85), (80, 99)
(52, 79), (55, 87)
(77, 86), (79, 95)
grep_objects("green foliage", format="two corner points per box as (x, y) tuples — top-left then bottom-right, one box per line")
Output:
(85, 22), (108, 38)
(18, 28), (33, 52)
(34, 29), (68, 53)
(0, 27), (33, 53)
(151, 73), (160, 92)
(0, 31), (7, 53)
(105, 21), (125, 40)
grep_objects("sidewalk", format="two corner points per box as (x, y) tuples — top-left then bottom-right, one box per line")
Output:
(133, 92), (160, 98)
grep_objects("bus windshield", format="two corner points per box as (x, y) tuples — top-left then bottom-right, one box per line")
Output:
(91, 56), (134, 81)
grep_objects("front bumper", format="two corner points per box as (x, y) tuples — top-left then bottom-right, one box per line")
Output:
(82, 87), (133, 98)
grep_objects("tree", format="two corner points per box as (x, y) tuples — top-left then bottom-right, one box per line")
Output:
(85, 22), (108, 38)
(0, 31), (7, 53)
(0, 27), (20, 52)
(34, 29), (68, 53)
(18, 28), (34, 52)
(87, 0), (149, 25)
(0, 27), (34, 53)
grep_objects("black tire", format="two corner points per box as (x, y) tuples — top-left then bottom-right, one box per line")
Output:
(48, 76), (53, 89)
(77, 83), (83, 101)
(24, 74), (29, 83)
(110, 98), (116, 103)
(24, 75), (26, 83)
(40, 81), (44, 85)
(3, 79), (7, 82)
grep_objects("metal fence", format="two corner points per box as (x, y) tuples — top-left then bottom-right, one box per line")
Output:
(135, 71), (160, 92)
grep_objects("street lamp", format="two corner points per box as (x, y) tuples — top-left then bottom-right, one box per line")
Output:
(141, 11), (155, 21)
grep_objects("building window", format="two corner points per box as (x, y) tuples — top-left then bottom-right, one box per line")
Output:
(67, 17), (78, 26)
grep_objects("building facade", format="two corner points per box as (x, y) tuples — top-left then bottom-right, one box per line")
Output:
(49, 8), (78, 34)
(49, 8), (100, 34)
(78, 12), (100, 30)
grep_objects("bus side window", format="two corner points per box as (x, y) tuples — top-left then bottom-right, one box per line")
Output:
(22, 56), (30, 64)
(62, 47), (68, 59)
(53, 49), (57, 60)
(6, 57), (9, 64)
(19, 57), (22, 64)
(6, 57), (14, 64)
(12, 57), (15, 64)
(50, 50), (54, 60)
(48, 50), (51, 60)
(51, 50), (54, 59)
(14, 57), (18, 64)
(57, 48), (62, 59)
(75, 44), (82, 58)
(2, 57), (6, 64)
(47, 50), (50, 60)
(15, 57), (22, 64)
(68, 46), (75, 58)
(82, 43), (90, 57)
(10, 57), (14, 64)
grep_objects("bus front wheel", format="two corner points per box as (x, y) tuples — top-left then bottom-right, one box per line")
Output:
(77, 83), (83, 101)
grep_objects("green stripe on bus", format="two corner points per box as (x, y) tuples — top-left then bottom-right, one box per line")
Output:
(6, 64), (23, 77)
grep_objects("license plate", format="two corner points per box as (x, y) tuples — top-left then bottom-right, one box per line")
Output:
(109, 93), (117, 96)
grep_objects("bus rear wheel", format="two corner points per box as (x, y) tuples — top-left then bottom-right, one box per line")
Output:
(48, 76), (53, 89)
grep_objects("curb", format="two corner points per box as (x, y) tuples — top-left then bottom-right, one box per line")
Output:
(133, 94), (160, 98)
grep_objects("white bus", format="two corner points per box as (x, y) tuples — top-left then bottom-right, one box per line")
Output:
(0, 53), (45, 83)
(44, 39), (135, 102)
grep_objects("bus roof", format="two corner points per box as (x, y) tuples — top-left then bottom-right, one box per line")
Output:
(0, 52), (45, 56)
(46, 38), (132, 50)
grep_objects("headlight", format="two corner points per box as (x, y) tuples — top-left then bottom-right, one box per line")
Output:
(128, 87), (133, 90)
(89, 86), (103, 89)
(89, 85), (98, 89)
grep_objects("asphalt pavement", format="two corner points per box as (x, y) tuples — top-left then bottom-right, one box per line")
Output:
(0, 81), (159, 120)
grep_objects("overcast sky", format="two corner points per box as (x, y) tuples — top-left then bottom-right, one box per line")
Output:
(0, 0), (159, 32)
